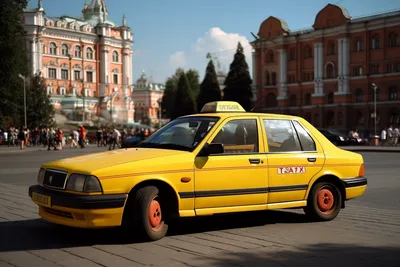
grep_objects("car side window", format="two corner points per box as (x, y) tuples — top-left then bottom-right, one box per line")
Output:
(263, 119), (301, 152)
(292, 120), (316, 151)
(211, 119), (258, 154)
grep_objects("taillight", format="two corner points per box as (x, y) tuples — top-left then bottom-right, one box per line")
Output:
(358, 163), (365, 177)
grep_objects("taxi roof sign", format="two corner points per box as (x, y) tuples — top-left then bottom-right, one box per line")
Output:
(200, 101), (246, 113)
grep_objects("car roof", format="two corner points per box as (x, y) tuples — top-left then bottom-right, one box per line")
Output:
(182, 112), (301, 120)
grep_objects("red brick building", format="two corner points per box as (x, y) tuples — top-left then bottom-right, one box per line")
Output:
(250, 4), (400, 134)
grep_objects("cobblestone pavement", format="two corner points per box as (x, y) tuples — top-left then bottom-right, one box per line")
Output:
(0, 148), (399, 267)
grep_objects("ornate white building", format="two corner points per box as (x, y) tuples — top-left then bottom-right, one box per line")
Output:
(21, 0), (135, 123)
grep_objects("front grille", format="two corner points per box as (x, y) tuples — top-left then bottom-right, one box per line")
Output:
(43, 169), (68, 189)
(43, 207), (73, 219)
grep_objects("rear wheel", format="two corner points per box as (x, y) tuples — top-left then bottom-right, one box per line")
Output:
(133, 186), (169, 241)
(304, 181), (342, 221)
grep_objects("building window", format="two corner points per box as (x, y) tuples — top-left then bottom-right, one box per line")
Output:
(86, 48), (94, 59)
(389, 87), (397, 100)
(328, 43), (335, 55)
(371, 37), (380, 50)
(48, 68), (57, 79)
(326, 63), (335, 78)
(49, 42), (57, 55)
(271, 72), (277, 85)
(74, 46), (82, 58)
(370, 64), (380, 74)
(61, 44), (68, 56)
(352, 66), (363, 76)
(355, 88), (363, 102)
(113, 74), (118, 84)
(303, 72), (313, 82)
(388, 33), (399, 47)
(112, 51), (119, 62)
(74, 70), (81, 81)
(86, 71), (93, 82)
(267, 50), (274, 63)
(388, 63), (397, 73)
(289, 48), (295, 60)
(304, 46), (312, 58)
(305, 93), (311, 105)
(61, 69), (68, 80)
(371, 88), (380, 101)
(327, 92), (334, 104)
(355, 40), (363, 52)
(265, 71), (270, 85)
(289, 95), (296, 106)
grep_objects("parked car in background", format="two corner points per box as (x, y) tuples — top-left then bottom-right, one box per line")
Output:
(317, 128), (349, 146)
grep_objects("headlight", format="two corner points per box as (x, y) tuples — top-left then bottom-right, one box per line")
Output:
(37, 168), (45, 185)
(339, 136), (344, 141)
(66, 174), (102, 193)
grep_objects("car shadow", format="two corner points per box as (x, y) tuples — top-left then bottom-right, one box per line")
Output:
(0, 209), (310, 252)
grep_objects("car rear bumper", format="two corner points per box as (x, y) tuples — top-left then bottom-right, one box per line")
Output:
(29, 185), (127, 228)
(342, 177), (367, 200)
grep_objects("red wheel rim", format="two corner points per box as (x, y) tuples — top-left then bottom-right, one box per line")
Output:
(148, 198), (163, 230)
(317, 188), (335, 214)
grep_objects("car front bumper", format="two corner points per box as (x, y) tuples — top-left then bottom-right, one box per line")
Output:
(29, 185), (127, 228)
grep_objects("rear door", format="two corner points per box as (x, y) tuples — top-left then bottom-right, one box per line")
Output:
(261, 118), (325, 204)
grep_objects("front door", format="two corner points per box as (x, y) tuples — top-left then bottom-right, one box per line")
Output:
(194, 116), (268, 215)
(261, 119), (325, 204)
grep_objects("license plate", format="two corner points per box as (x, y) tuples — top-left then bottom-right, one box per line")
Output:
(32, 192), (51, 208)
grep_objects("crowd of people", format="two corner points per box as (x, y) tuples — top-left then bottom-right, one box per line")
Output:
(0, 125), (155, 151)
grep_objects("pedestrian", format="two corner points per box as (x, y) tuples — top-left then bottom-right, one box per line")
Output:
(17, 127), (25, 150)
(380, 128), (387, 146)
(47, 128), (57, 151)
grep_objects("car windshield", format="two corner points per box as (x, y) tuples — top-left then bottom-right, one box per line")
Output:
(136, 116), (220, 151)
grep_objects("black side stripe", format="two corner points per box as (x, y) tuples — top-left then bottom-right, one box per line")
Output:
(178, 184), (308, 199)
(342, 177), (367, 188)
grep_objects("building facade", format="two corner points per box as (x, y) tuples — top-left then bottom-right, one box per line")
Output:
(22, 0), (135, 123)
(131, 71), (165, 126)
(251, 4), (400, 133)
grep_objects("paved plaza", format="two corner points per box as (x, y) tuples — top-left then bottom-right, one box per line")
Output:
(0, 147), (399, 267)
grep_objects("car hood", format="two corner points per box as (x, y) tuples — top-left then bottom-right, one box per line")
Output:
(41, 148), (188, 174)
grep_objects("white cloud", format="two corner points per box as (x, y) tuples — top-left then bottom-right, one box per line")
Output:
(169, 51), (186, 68)
(193, 27), (252, 75)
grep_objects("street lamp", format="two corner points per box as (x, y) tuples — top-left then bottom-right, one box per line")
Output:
(18, 74), (27, 128)
(157, 98), (162, 129)
(372, 83), (378, 137)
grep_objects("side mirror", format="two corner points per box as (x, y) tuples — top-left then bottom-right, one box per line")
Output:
(198, 143), (224, 157)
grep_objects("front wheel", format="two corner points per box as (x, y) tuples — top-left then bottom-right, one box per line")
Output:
(134, 186), (169, 241)
(304, 182), (342, 221)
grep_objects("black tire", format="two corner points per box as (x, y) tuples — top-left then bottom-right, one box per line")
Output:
(304, 181), (342, 221)
(133, 186), (168, 241)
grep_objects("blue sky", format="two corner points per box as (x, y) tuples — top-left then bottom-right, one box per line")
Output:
(28, 0), (400, 84)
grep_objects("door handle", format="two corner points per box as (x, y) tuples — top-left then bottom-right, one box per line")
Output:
(249, 158), (261, 164)
(307, 157), (316, 162)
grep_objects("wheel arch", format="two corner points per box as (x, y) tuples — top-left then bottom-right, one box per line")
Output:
(122, 178), (180, 223)
(306, 174), (346, 208)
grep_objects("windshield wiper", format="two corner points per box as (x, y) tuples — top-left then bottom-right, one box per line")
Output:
(137, 142), (192, 151)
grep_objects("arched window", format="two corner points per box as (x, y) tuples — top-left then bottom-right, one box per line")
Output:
(86, 47), (94, 59)
(61, 44), (68, 56)
(388, 33), (399, 47)
(289, 95), (296, 106)
(304, 46), (312, 58)
(389, 87), (397, 100)
(74, 45), (82, 58)
(327, 92), (334, 104)
(355, 88), (363, 102)
(265, 93), (277, 107)
(113, 51), (119, 62)
(49, 42), (57, 55)
(371, 35), (380, 50)
(271, 72), (277, 85)
(305, 93), (311, 105)
(325, 63), (335, 79)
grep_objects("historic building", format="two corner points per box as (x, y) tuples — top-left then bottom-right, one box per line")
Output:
(250, 4), (400, 133)
(131, 71), (165, 126)
(22, 0), (135, 123)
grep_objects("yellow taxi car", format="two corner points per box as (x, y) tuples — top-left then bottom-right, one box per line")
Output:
(29, 101), (367, 241)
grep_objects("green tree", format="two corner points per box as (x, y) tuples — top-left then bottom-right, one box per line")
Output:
(161, 68), (184, 118)
(186, 69), (200, 104)
(170, 72), (196, 119)
(26, 74), (55, 128)
(223, 42), (253, 111)
(197, 59), (221, 111)
(0, 0), (29, 128)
